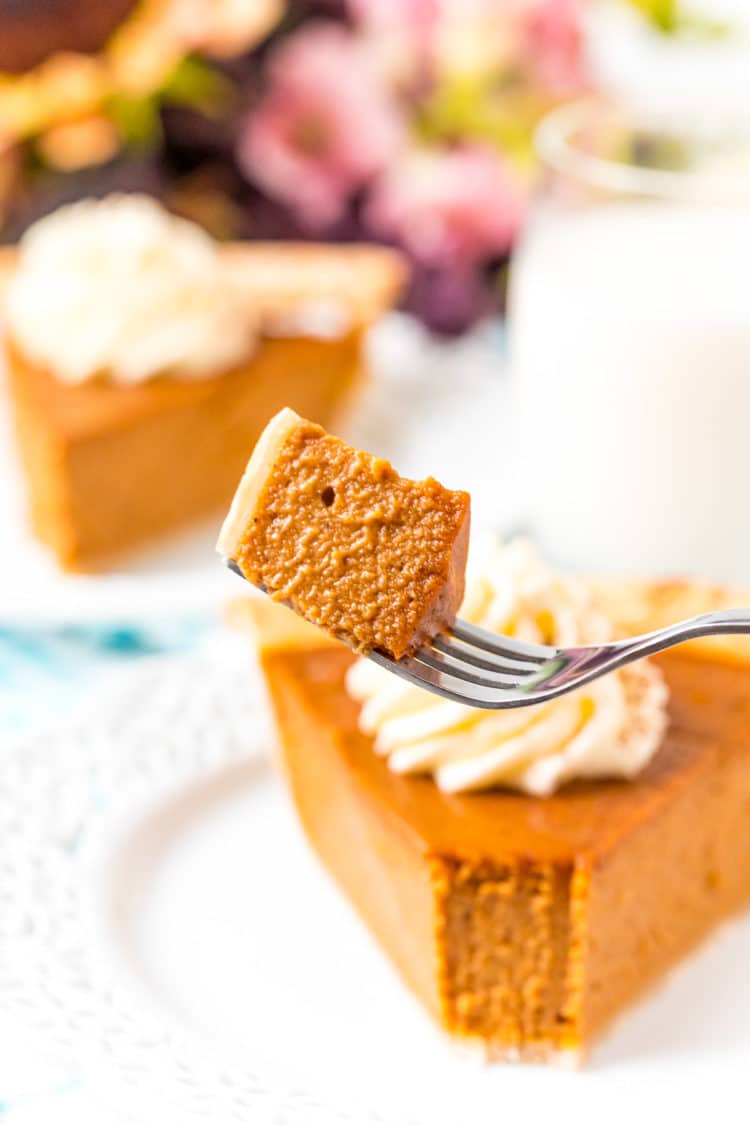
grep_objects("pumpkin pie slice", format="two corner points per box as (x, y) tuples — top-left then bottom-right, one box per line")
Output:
(230, 560), (750, 1063)
(218, 408), (470, 658)
(0, 196), (404, 571)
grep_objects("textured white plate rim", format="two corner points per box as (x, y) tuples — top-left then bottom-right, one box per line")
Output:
(0, 652), (412, 1125)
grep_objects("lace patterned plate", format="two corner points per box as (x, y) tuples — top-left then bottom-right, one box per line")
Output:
(1, 652), (750, 1124)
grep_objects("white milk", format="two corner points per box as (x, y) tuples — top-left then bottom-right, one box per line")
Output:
(509, 202), (750, 582)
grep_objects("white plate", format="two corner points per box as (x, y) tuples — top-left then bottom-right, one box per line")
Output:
(0, 315), (514, 626)
(1, 648), (748, 1123)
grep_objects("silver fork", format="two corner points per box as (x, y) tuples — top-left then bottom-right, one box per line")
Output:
(366, 608), (750, 708)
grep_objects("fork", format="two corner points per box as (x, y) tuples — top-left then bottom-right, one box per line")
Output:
(365, 608), (750, 709)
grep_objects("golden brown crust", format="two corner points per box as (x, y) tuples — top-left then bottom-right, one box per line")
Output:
(0, 241), (406, 333)
(226, 594), (340, 653)
(590, 575), (750, 665)
(237, 573), (750, 660)
(221, 242), (407, 326)
(235, 572), (750, 664)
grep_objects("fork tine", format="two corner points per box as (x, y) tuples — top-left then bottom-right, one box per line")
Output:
(415, 644), (524, 687)
(450, 619), (555, 664)
(367, 649), (542, 709)
(433, 631), (548, 675)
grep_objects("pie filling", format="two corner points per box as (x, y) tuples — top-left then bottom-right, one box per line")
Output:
(2, 215), (404, 572)
(218, 343), (748, 1063)
(219, 409), (470, 659)
(261, 639), (750, 1061)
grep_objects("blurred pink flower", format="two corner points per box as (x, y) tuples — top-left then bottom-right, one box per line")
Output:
(365, 145), (526, 266)
(238, 24), (403, 228)
(348, 0), (437, 35)
(347, 0), (438, 85)
(520, 0), (588, 95)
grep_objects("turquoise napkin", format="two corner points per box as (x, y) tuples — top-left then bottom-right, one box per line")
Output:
(0, 619), (209, 733)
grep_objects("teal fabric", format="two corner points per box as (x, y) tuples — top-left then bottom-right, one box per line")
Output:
(0, 620), (209, 734)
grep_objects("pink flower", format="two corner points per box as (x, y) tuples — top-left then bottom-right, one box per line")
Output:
(365, 145), (526, 266)
(520, 0), (588, 95)
(238, 24), (403, 229)
(348, 0), (437, 35)
(347, 0), (439, 85)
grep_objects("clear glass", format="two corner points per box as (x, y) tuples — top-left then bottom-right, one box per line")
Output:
(508, 98), (750, 582)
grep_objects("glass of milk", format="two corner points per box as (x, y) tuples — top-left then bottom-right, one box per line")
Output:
(509, 99), (750, 582)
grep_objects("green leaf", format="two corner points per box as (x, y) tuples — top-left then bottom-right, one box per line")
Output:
(160, 55), (231, 114)
(106, 93), (162, 149)
(625, 0), (729, 36)
(626, 0), (680, 32)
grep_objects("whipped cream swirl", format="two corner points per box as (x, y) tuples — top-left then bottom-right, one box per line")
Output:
(346, 539), (669, 796)
(5, 194), (257, 384)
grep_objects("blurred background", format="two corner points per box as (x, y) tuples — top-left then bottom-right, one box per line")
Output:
(1, 0), (749, 715)
(2, 2), (750, 1120)
(0, 0), (745, 332)
(1, 0), (749, 674)
(2, 0), (749, 566)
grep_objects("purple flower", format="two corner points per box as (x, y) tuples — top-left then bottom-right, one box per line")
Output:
(407, 259), (498, 336)
(365, 145), (526, 267)
(237, 23), (402, 229)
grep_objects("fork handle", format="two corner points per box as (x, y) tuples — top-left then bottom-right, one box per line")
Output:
(539, 608), (750, 697)
(568, 607), (750, 676)
(680, 607), (750, 634)
(619, 607), (750, 662)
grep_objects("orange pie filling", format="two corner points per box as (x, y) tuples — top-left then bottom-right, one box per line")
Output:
(250, 621), (750, 1063)
(225, 425), (750, 1063)
(219, 409), (470, 658)
(232, 549), (750, 1066)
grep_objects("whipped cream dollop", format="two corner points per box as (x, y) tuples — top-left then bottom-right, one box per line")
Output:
(346, 539), (669, 796)
(5, 195), (258, 384)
